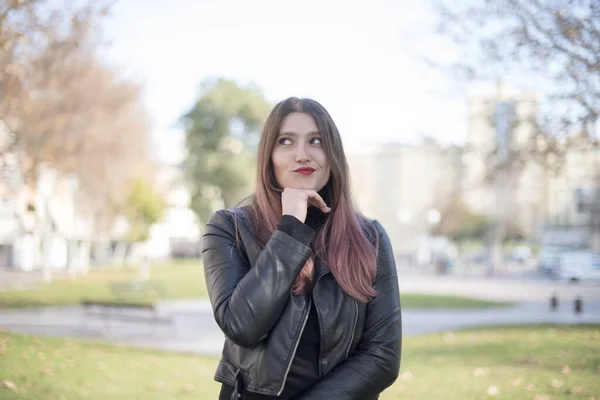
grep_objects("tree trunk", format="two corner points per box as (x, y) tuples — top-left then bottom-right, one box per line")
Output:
(112, 241), (129, 267)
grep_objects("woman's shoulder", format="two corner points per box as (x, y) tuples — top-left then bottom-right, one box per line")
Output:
(214, 205), (252, 219)
(205, 206), (253, 231)
(356, 214), (388, 245)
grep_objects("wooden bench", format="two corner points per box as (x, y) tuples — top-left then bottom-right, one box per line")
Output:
(80, 279), (175, 335)
(109, 280), (168, 298)
(80, 300), (173, 325)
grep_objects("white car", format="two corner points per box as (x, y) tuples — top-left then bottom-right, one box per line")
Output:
(557, 251), (600, 284)
(537, 245), (577, 276)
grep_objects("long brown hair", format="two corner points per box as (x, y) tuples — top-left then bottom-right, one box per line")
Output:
(252, 97), (379, 303)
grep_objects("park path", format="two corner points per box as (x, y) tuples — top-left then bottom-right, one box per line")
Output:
(1, 275), (599, 355)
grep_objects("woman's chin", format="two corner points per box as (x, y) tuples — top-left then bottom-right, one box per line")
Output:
(282, 181), (318, 191)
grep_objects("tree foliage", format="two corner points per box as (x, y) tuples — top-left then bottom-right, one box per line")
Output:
(124, 178), (165, 242)
(434, 194), (490, 241)
(0, 0), (152, 235)
(181, 78), (271, 223)
(433, 0), (599, 142)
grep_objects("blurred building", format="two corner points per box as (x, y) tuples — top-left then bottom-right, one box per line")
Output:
(543, 144), (600, 250)
(463, 83), (547, 239)
(347, 138), (463, 257)
(463, 82), (600, 251)
(347, 83), (599, 257)
(0, 157), (93, 271)
(149, 163), (201, 259)
(0, 152), (201, 270)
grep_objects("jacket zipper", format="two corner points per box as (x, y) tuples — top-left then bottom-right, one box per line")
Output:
(314, 273), (325, 379)
(345, 300), (358, 359)
(277, 296), (312, 396)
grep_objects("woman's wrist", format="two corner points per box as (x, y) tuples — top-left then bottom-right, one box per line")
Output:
(277, 215), (316, 247)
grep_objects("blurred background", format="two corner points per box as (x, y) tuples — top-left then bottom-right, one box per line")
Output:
(0, 1), (599, 399)
(1, 0), (598, 282)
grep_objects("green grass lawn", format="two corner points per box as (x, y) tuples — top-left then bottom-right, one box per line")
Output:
(0, 260), (510, 309)
(0, 260), (206, 309)
(400, 293), (510, 309)
(1, 325), (598, 400)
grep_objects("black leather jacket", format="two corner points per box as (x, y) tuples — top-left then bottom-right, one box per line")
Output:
(202, 207), (402, 399)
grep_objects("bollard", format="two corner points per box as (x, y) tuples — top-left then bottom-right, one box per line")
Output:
(574, 296), (583, 315)
(550, 293), (559, 311)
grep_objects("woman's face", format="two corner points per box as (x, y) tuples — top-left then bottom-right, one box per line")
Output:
(271, 112), (331, 191)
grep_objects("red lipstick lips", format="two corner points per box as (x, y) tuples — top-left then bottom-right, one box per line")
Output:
(294, 167), (316, 176)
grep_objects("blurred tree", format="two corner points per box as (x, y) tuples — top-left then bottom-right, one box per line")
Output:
(63, 59), (151, 240)
(434, 194), (490, 242)
(431, 0), (600, 272)
(1, 0), (110, 158)
(0, 0), (153, 270)
(432, 0), (599, 146)
(181, 78), (271, 223)
(124, 178), (165, 243)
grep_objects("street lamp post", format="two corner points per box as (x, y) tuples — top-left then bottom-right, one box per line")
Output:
(38, 166), (57, 284)
(395, 209), (411, 268)
(67, 174), (79, 278)
(427, 208), (441, 272)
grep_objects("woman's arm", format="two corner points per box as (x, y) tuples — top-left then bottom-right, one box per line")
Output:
(295, 221), (402, 399)
(202, 210), (314, 348)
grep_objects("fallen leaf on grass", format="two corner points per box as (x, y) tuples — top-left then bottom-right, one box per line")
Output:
(0, 338), (8, 355)
(442, 332), (455, 343)
(561, 365), (571, 374)
(467, 334), (480, 345)
(41, 367), (54, 376)
(511, 378), (524, 386)
(153, 381), (169, 391)
(1, 380), (19, 393)
(183, 384), (195, 392)
(567, 386), (584, 394)
(525, 383), (535, 391)
(534, 396), (551, 400)
(486, 386), (499, 396)
(399, 371), (414, 381)
(472, 367), (489, 377)
(550, 379), (563, 389)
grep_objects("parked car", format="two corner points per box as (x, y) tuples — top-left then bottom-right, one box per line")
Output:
(511, 246), (532, 261)
(556, 250), (600, 284)
(537, 245), (577, 276)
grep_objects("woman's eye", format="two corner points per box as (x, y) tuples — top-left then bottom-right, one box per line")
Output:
(311, 137), (322, 145)
(279, 138), (293, 145)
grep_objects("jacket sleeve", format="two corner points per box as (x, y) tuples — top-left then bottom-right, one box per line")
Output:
(202, 210), (314, 348)
(295, 220), (402, 399)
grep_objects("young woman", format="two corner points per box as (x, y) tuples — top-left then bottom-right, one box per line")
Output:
(202, 97), (402, 399)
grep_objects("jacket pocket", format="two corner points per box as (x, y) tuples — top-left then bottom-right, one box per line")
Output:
(214, 359), (238, 386)
(214, 358), (257, 391)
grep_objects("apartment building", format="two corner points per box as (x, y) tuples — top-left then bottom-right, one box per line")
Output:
(347, 138), (462, 256)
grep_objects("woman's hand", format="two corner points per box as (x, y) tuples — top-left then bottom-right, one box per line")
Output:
(281, 187), (331, 223)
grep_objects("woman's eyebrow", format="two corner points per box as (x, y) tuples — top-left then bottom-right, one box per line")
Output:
(278, 131), (321, 136)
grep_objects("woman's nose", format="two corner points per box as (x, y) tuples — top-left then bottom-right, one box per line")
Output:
(295, 144), (310, 163)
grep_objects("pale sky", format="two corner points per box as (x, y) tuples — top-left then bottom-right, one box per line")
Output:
(99, 0), (467, 164)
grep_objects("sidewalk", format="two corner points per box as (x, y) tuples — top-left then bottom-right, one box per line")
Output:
(1, 299), (599, 356)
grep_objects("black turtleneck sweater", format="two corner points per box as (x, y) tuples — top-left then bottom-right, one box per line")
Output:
(219, 205), (327, 400)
